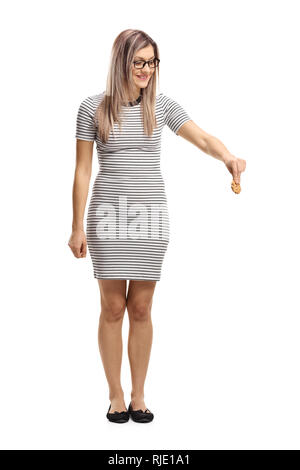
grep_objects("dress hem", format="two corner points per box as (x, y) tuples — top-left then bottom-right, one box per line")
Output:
(94, 276), (160, 281)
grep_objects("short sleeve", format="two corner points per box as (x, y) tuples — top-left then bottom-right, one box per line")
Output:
(160, 93), (192, 135)
(75, 96), (97, 141)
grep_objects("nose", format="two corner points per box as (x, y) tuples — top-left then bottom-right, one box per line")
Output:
(142, 63), (151, 72)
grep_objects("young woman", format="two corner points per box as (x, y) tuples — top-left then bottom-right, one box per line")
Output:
(68, 29), (246, 424)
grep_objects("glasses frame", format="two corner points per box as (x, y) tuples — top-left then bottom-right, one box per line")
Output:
(132, 58), (160, 69)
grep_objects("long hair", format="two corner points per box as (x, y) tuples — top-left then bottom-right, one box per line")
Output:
(95, 29), (160, 143)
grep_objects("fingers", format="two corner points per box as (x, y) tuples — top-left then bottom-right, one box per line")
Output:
(69, 244), (83, 258)
(68, 235), (87, 258)
(81, 241), (87, 258)
(233, 158), (246, 184)
(232, 160), (240, 185)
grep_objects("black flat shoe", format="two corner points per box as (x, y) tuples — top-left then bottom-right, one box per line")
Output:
(128, 402), (154, 423)
(106, 404), (129, 423)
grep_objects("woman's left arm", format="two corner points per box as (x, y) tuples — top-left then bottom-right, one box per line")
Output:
(177, 120), (246, 184)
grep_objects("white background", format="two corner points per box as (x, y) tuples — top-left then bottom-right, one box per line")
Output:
(1, 0), (299, 450)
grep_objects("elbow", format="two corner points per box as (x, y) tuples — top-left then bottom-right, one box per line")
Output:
(75, 165), (92, 179)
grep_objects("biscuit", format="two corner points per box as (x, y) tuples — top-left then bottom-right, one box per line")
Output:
(231, 179), (241, 194)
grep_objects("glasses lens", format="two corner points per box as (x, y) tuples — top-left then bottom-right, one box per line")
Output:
(134, 59), (159, 69)
(134, 61), (144, 69)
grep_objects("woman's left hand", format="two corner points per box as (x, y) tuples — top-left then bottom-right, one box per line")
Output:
(223, 154), (246, 184)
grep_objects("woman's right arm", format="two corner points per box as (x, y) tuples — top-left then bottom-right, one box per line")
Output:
(68, 139), (94, 258)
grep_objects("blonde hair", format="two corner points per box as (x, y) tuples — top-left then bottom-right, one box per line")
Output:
(95, 29), (160, 143)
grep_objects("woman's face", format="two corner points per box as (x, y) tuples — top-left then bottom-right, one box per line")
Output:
(131, 45), (156, 90)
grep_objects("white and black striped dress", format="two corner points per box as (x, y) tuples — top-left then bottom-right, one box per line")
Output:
(75, 91), (191, 280)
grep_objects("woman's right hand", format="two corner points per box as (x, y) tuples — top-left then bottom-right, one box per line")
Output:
(68, 229), (87, 258)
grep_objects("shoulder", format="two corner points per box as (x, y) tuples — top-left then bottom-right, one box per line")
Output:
(156, 92), (178, 110)
(78, 91), (106, 113)
(157, 92), (169, 105)
(90, 91), (106, 107)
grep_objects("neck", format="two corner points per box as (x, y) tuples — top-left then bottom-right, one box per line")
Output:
(127, 88), (142, 101)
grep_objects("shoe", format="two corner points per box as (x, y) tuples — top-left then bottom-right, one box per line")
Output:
(128, 402), (154, 423)
(106, 404), (129, 423)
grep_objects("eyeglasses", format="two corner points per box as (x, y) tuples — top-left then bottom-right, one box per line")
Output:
(132, 58), (160, 69)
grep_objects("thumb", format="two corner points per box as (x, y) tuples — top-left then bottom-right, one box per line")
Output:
(81, 241), (87, 257)
(232, 161), (240, 185)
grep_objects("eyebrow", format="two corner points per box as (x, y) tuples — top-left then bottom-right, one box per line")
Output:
(134, 55), (155, 60)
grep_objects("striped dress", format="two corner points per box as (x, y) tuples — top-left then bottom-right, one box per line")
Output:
(75, 91), (191, 281)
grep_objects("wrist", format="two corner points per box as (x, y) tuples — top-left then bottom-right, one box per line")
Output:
(222, 152), (234, 164)
(72, 223), (84, 231)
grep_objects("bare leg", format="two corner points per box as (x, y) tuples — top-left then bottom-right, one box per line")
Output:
(126, 280), (157, 412)
(97, 279), (127, 413)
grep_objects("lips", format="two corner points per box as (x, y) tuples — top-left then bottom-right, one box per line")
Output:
(136, 75), (148, 80)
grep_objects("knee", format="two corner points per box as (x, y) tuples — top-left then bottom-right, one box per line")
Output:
(101, 299), (126, 322)
(127, 300), (152, 322)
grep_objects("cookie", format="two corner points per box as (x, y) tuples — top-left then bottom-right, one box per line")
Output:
(231, 179), (241, 194)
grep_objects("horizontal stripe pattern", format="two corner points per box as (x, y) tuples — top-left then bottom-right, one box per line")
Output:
(75, 91), (191, 280)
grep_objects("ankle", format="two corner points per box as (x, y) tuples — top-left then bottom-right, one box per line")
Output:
(131, 392), (145, 401)
(109, 390), (125, 401)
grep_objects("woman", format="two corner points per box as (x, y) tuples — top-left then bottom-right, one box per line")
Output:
(68, 29), (246, 424)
